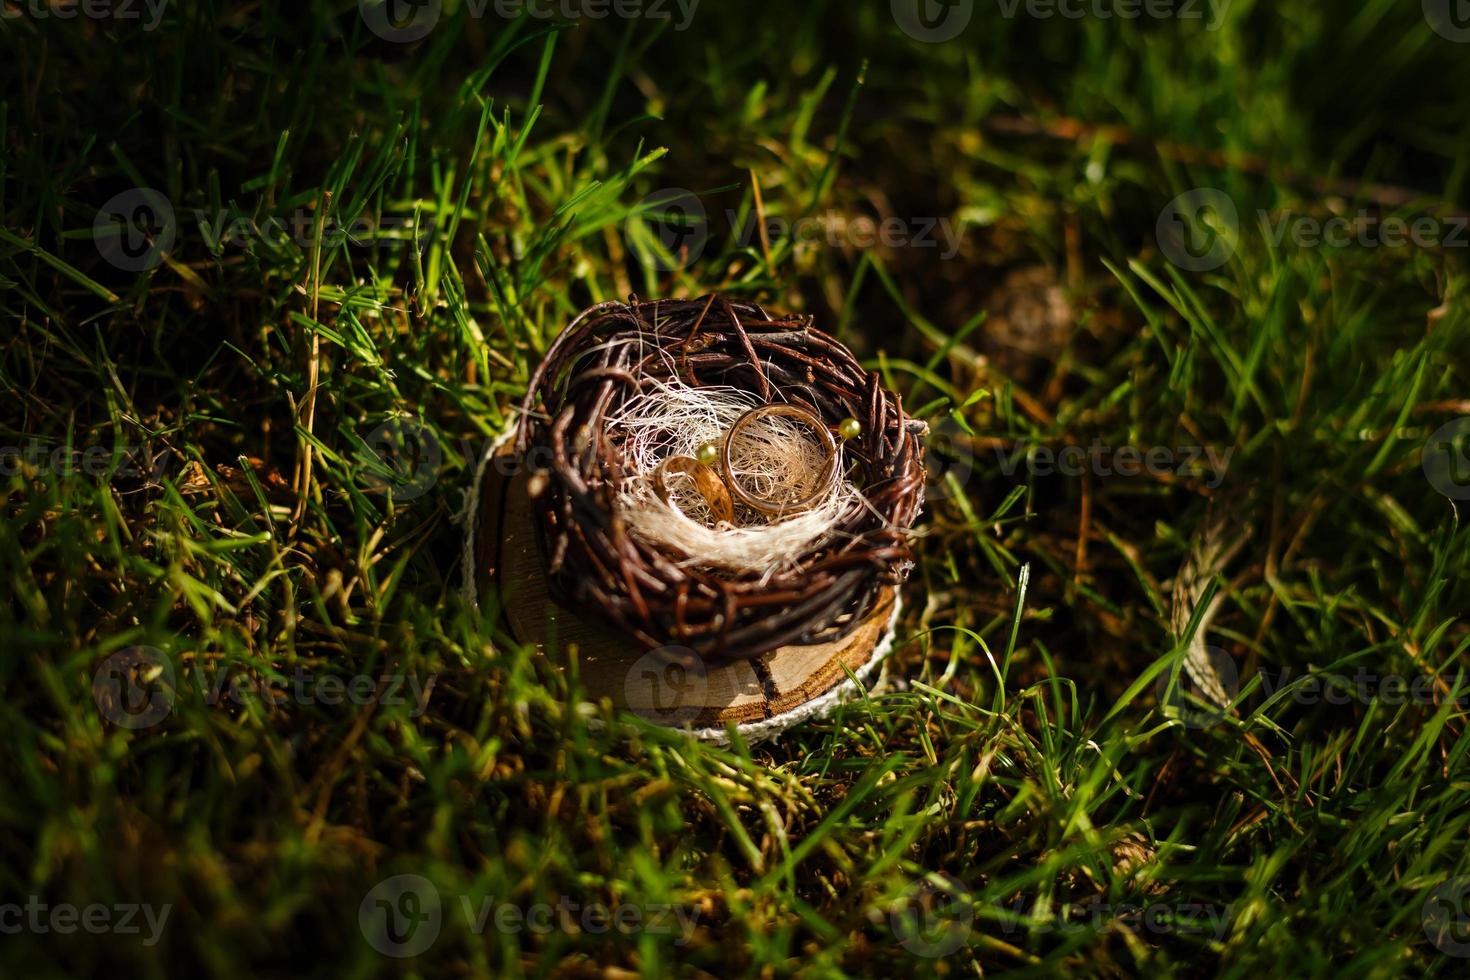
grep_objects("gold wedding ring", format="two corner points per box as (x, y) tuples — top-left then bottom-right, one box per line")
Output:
(650, 404), (863, 523)
(721, 404), (842, 516)
(652, 455), (736, 525)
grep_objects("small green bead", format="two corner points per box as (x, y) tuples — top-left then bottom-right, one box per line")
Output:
(838, 417), (862, 441)
(695, 442), (720, 467)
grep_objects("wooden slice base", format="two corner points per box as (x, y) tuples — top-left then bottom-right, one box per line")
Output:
(469, 450), (899, 737)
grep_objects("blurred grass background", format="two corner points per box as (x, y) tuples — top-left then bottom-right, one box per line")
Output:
(3, 0), (1470, 975)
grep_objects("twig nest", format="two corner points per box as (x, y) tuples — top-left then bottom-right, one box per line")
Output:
(515, 295), (928, 661)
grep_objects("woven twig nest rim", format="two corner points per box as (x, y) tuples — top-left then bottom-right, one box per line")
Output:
(516, 295), (927, 661)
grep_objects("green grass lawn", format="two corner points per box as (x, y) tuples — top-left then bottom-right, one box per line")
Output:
(3, 1), (1470, 976)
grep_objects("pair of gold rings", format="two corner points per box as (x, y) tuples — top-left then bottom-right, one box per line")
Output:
(652, 404), (862, 521)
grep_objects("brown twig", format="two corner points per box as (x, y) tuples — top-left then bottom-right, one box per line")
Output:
(514, 296), (927, 661)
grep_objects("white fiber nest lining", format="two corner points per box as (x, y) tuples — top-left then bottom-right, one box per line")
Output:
(606, 377), (867, 579)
